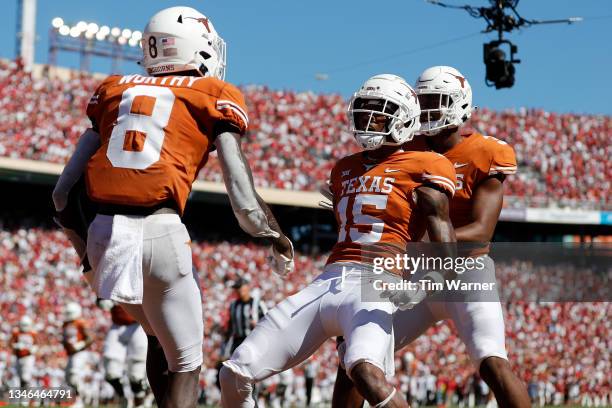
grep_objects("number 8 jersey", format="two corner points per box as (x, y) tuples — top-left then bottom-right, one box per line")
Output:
(85, 73), (249, 215)
(326, 149), (457, 267)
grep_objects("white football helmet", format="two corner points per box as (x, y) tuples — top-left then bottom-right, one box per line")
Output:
(64, 302), (82, 322)
(414, 66), (473, 135)
(348, 74), (421, 150)
(19, 316), (33, 331)
(141, 6), (226, 79)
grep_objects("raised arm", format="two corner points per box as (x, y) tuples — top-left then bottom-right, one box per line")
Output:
(215, 132), (294, 275)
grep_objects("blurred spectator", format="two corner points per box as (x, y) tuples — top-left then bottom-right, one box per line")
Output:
(0, 224), (610, 406)
(0, 59), (609, 210)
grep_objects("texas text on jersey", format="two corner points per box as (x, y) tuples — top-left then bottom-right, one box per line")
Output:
(85, 73), (249, 215)
(326, 149), (456, 269)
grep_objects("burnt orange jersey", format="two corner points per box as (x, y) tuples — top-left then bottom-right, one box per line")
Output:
(326, 150), (456, 267)
(443, 131), (517, 228)
(62, 319), (88, 355)
(11, 330), (37, 358)
(85, 74), (249, 215)
(110, 304), (137, 326)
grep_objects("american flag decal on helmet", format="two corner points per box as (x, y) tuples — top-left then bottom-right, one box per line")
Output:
(161, 37), (175, 46)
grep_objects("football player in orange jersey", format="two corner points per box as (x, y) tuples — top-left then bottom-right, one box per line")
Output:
(62, 302), (93, 408)
(52, 7), (293, 408)
(331, 67), (530, 408)
(219, 74), (457, 408)
(11, 316), (38, 388)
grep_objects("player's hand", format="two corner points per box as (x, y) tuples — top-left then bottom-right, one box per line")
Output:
(380, 271), (444, 310)
(318, 181), (333, 211)
(269, 234), (295, 277)
(379, 285), (425, 311)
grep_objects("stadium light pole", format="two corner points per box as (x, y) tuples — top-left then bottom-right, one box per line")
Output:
(47, 17), (143, 74)
(16, 0), (37, 71)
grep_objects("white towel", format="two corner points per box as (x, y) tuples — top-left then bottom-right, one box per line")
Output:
(93, 215), (144, 304)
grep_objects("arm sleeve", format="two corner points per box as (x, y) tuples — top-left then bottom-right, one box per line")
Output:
(215, 132), (279, 238)
(419, 153), (457, 197)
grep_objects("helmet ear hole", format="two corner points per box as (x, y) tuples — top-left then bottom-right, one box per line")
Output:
(198, 63), (209, 77)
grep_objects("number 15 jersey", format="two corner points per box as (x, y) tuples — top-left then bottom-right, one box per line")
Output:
(326, 150), (457, 267)
(85, 74), (249, 215)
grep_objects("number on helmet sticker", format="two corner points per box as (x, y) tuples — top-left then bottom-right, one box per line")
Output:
(337, 194), (388, 244)
(106, 85), (175, 169)
(148, 36), (158, 59)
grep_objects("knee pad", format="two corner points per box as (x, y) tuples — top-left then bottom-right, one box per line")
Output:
(127, 360), (147, 383)
(104, 358), (124, 381)
(219, 365), (256, 408)
(106, 377), (125, 398)
(130, 379), (147, 399)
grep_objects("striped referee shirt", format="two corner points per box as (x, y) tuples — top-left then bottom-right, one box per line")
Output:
(228, 297), (268, 339)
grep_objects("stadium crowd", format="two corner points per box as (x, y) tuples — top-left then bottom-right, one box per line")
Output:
(0, 59), (609, 210)
(1, 227), (610, 406)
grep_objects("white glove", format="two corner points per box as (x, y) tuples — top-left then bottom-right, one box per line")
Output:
(318, 181), (334, 211)
(269, 238), (295, 277)
(380, 272), (444, 311)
